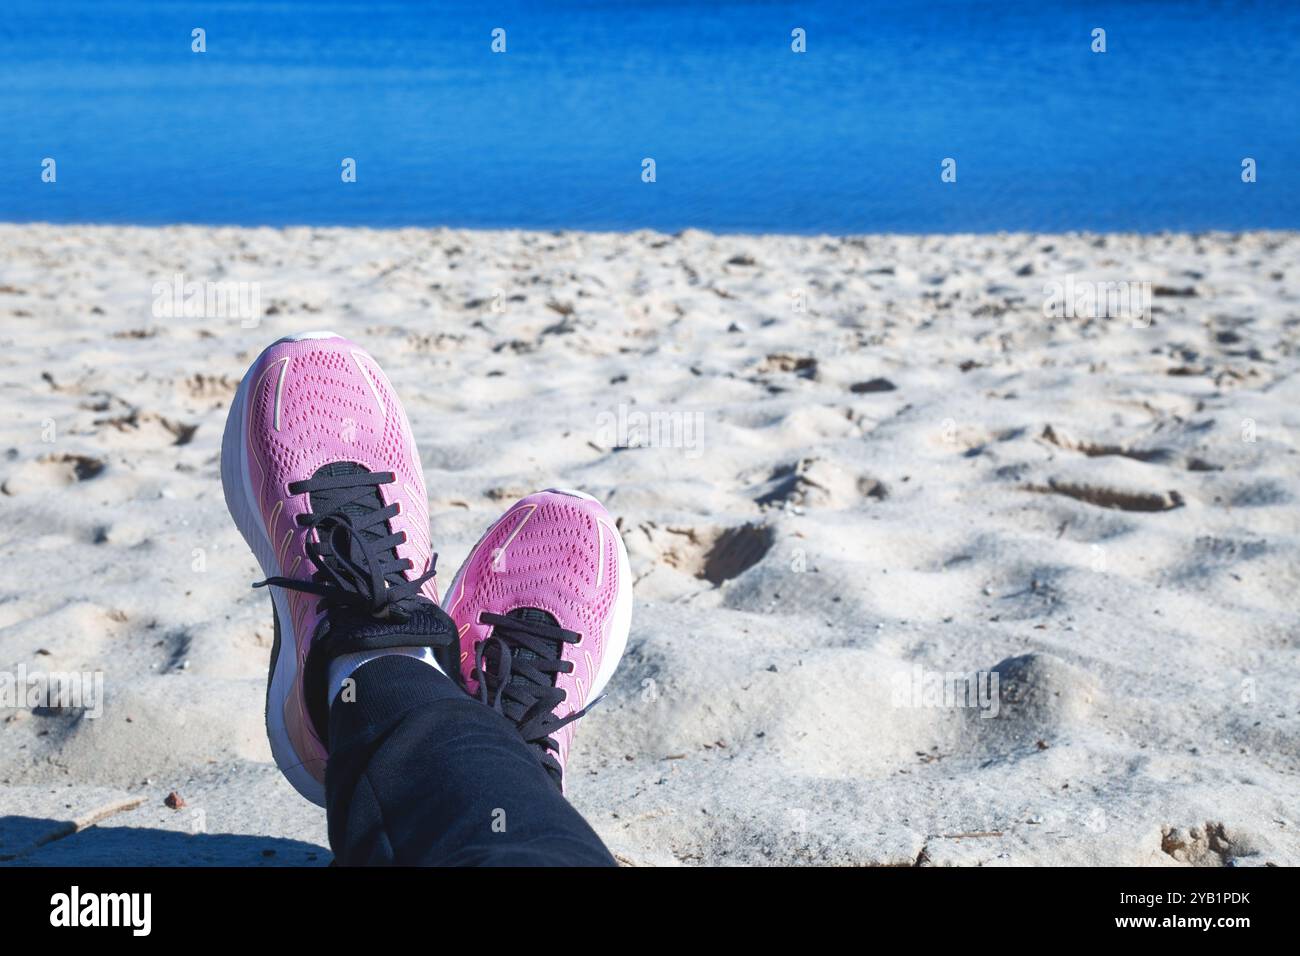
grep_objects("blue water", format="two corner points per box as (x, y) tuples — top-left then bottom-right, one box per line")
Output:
(1, 1), (1297, 233)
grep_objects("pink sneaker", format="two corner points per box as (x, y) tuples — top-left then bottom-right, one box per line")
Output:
(443, 490), (633, 790)
(221, 331), (453, 806)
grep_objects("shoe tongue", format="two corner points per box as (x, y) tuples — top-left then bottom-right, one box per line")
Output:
(309, 462), (404, 587)
(506, 607), (563, 688)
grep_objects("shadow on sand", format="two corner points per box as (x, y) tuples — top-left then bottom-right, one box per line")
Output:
(0, 816), (330, 866)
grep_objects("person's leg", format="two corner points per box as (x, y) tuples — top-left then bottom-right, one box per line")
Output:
(325, 654), (616, 866)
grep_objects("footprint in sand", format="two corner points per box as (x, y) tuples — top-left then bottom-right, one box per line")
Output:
(751, 457), (889, 511)
(93, 409), (198, 447)
(961, 652), (1099, 757)
(1039, 423), (1177, 464)
(0, 453), (107, 495)
(181, 372), (240, 402)
(1159, 822), (1259, 866)
(632, 521), (777, 588)
(1030, 478), (1185, 513)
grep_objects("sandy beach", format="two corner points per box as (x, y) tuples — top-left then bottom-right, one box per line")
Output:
(0, 222), (1297, 866)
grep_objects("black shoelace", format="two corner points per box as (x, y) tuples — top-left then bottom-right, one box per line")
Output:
(473, 610), (601, 788)
(254, 466), (434, 620)
(253, 464), (455, 745)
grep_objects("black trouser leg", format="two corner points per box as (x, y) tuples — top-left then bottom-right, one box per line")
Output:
(324, 655), (616, 866)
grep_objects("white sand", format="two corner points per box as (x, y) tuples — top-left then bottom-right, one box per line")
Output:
(0, 223), (1297, 866)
